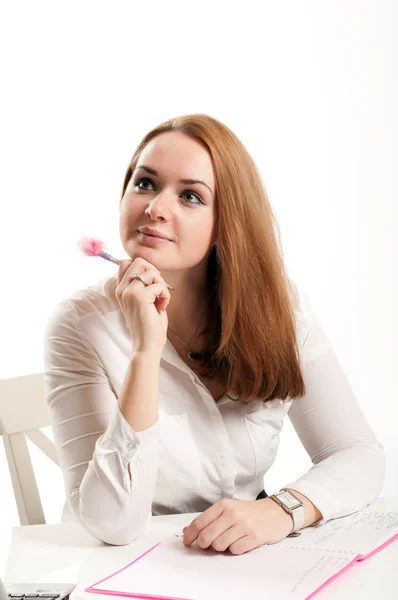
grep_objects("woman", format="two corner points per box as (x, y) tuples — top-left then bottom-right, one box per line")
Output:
(43, 113), (385, 553)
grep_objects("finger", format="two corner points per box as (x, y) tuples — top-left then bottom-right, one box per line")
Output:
(211, 524), (247, 552)
(117, 266), (163, 299)
(183, 501), (228, 546)
(117, 258), (134, 287)
(228, 532), (261, 556)
(194, 514), (236, 550)
(130, 256), (160, 275)
(117, 257), (159, 288)
(123, 268), (158, 289)
(142, 282), (171, 312)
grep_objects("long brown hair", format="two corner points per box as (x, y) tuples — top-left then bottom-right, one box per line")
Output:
(120, 114), (306, 404)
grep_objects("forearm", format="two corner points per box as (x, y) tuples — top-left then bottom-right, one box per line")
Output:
(72, 352), (162, 542)
(68, 402), (160, 545)
(70, 442), (158, 545)
(282, 443), (385, 525)
(45, 303), (161, 545)
(66, 353), (162, 544)
(119, 350), (162, 431)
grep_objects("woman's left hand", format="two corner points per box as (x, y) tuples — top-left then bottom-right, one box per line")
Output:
(182, 498), (294, 555)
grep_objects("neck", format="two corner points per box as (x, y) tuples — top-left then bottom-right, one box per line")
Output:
(160, 267), (208, 336)
(167, 300), (208, 343)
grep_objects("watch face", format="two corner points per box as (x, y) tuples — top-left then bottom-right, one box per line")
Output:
(277, 491), (302, 510)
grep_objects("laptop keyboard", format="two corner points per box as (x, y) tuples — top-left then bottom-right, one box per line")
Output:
(8, 594), (61, 600)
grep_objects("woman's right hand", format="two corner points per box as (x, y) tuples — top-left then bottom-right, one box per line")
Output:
(115, 257), (171, 356)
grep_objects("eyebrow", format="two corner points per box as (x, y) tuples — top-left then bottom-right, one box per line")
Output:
(134, 165), (213, 196)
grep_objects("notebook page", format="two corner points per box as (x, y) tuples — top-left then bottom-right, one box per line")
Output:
(276, 510), (398, 557)
(91, 535), (358, 600)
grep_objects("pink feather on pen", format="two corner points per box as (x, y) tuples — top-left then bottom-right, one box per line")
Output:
(77, 236), (175, 290)
(77, 236), (120, 265)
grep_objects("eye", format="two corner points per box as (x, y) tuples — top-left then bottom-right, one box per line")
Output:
(181, 190), (203, 205)
(134, 177), (155, 191)
(134, 177), (204, 205)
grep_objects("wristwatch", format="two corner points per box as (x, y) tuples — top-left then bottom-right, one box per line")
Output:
(269, 489), (304, 535)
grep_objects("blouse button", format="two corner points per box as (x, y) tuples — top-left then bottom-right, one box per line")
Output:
(127, 441), (135, 450)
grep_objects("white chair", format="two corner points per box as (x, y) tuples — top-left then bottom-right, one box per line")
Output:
(0, 372), (59, 525)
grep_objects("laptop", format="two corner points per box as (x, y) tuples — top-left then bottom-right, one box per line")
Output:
(0, 577), (75, 600)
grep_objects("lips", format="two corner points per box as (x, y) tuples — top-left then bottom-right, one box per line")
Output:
(138, 227), (173, 241)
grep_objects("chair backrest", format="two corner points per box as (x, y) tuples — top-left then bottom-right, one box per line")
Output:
(0, 372), (59, 526)
(0, 576), (9, 600)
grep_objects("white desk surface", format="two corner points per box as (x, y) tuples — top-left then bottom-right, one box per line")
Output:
(1, 499), (398, 600)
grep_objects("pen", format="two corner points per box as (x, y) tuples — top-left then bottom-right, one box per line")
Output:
(77, 236), (175, 291)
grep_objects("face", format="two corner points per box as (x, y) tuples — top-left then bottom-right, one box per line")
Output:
(119, 131), (217, 278)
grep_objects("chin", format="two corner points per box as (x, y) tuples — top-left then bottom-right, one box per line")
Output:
(127, 243), (169, 266)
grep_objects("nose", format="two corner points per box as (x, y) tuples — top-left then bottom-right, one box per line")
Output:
(144, 192), (173, 220)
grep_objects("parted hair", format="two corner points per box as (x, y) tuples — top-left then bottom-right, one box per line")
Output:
(120, 114), (306, 404)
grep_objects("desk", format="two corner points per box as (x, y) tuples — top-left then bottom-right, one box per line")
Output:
(1, 507), (398, 600)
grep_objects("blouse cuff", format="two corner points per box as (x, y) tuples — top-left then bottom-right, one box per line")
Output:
(101, 402), (159, 463)
(281, 479), (341, 527)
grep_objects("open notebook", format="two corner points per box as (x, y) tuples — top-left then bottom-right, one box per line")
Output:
(85, 503), (398, 600)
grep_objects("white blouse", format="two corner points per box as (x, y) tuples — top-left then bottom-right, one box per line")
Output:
(43, 275), (385, 545)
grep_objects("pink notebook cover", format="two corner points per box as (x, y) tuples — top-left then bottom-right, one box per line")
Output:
(85, 533), (398, 600)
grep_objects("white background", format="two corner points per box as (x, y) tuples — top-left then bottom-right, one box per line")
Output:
(0, 0), (396, 527)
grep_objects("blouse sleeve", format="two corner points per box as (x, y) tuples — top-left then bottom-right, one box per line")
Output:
(284, 284), (386, 525)
(43, 300), (160, 545)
